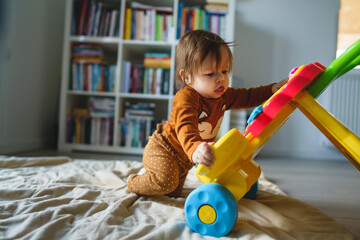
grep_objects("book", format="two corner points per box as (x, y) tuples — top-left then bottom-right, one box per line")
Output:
(71, 0), (79, 35)
(180, 6), (187, 36)
(78, 0), (89, 35)
(146, 68), (153, 94)
(156, 14), (164, 41)
(124, 8), (132, 39)
(177, 2), (184, 38)
(122, 61), (131, 92)
(162, 69), (170, 94)
(98, 5), (106, 36)
(109, 9), (117, 36)
(155, 68), (163, 95)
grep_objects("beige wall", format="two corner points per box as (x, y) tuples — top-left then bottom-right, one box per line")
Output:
(338, 0), (360, 49)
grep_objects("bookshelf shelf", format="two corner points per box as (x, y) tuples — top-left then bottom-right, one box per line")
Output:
(70, 36), (120, 43)
(67, 91), (116, 97)
(58, 0), (236, 155)
(119, 93), (171, 100)
(122, 40), (173, 46)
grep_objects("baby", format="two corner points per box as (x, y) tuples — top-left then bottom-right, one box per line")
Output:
(127, 29), (287, 197)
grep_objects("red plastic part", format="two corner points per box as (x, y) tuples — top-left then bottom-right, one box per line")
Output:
(244, 62), (326, 138)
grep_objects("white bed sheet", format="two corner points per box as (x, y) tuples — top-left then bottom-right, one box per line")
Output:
(0, 156), (355, 240)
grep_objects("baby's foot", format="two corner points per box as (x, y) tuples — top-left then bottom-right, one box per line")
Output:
(126, 167), (146, 183)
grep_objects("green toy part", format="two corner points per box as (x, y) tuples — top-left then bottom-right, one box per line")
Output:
(307, 38), (360, 98)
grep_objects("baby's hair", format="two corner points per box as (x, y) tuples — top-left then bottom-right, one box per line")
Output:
(175, 30), (234, 89)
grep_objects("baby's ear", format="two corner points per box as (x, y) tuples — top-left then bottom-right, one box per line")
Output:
(180, 69), (192, 85)
(179, 69), (185, 80)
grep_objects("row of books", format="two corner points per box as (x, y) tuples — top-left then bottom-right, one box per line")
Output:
(71, 0), (230, 40)
(122, 62), (170, 95)
(66, 113), (161, 148)
(118, 102), (158, 148)
(124, 2), (173, 41)
(177, 2), (228, 39)
(66, 108), (114, 146)
(65, 100), (163, 148)
(66, 98), (115, 145)
(71, 0), (120, 37)
(70, 62), (116, 92)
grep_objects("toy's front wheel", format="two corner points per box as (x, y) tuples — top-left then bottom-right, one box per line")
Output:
(185, 183), (238, 237)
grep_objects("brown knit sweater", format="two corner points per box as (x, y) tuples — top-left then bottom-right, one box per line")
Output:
(162, 84), (274, 163)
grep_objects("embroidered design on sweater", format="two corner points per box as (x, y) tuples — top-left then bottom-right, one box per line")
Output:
(198, 104), (226, 140)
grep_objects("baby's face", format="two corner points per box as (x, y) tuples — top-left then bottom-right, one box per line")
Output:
(188, 46), (230, 99)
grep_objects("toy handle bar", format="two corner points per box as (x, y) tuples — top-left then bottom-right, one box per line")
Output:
(336, 53), (360, 78)
(308, 38), (360, 98)
(295, 91), (360, 171)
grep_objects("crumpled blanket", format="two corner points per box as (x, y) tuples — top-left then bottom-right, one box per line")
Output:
(0, 156), (355, 240)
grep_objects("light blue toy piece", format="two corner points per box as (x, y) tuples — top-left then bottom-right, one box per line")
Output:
(247, 105), (263, 124)
(185, 183), (238, 237)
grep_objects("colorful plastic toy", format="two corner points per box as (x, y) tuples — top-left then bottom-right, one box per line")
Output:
(185, 39), (360, 237)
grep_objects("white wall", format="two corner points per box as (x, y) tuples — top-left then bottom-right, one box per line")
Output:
(0, 0), (65, 154)
(233, 0), (345, 159)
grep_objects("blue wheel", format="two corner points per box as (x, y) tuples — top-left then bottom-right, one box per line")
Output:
(185, 183), (238, 237)
(243, 180), (258, 200)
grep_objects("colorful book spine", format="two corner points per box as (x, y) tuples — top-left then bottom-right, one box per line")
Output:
(124, 8), (132, 39)
(177, 2), (184, 39)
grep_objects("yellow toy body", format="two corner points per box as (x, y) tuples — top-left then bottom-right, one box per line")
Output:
(195, 129), (261, 201)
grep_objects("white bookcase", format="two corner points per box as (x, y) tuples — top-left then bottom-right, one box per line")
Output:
(58, 0), (236, 154)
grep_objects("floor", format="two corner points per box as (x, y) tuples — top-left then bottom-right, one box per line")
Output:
(14, 148), (360, 238)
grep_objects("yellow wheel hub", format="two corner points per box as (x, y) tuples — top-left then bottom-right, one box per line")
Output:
(198, 205), (216, 224)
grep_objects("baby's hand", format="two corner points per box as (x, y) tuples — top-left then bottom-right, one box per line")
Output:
(192, 142), (216, 168)
(272, 78), (288, 93)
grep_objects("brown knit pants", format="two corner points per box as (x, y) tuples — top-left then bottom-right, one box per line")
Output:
(127, 124), (194, 197)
